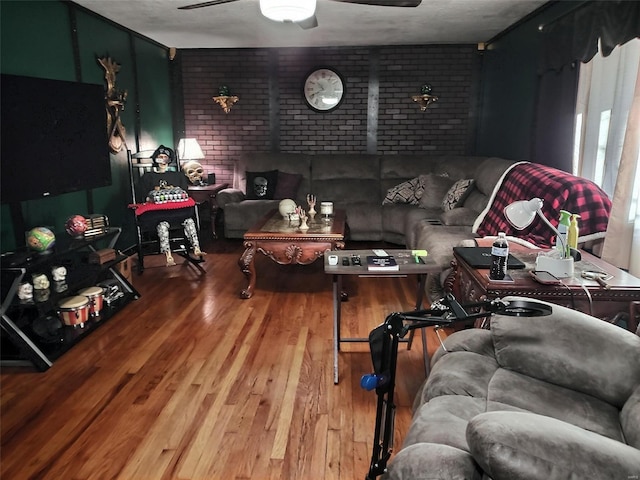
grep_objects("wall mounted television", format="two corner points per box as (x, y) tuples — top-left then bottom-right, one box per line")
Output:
(1, 74), (112, 204)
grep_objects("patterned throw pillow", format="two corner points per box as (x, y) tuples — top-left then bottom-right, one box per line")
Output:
(383, 177), (422, 205)
(441, 179), (475, 211)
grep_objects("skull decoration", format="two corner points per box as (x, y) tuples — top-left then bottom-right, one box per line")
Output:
(183, 160), (205, 185)
(253, 176), (268, 197)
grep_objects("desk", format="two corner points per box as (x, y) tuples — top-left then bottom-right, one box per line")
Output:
(187, 183), (229, 238)
(452, 243), (640, 332)
(325, 249), (440, 384)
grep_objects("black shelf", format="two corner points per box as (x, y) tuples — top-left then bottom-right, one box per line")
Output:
(1, 228), (140, 371)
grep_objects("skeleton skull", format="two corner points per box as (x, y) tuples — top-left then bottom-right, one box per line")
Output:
(183, 160), (205, 185)
(253, 176), (268, 197)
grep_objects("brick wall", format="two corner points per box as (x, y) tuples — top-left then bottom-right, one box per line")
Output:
(181, 44), (479, 186)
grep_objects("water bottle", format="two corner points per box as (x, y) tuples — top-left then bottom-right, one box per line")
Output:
(489, 232), (509, 280)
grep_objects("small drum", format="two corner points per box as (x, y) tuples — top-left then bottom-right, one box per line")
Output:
(78, 286), (105, 317)
(57, 296), (90, 328)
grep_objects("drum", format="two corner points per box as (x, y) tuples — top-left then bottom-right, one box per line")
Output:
(78, 286), (105, 317)
(57, 295), (90, 328)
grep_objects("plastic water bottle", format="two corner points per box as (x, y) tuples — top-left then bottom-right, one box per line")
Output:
(489, 232), (509, 280)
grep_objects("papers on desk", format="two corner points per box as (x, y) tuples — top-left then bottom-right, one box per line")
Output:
(367, 256), (399, 271)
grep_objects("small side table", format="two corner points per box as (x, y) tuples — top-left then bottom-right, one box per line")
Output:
(187, 183), (229, 238)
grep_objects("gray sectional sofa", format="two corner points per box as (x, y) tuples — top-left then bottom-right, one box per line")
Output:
(385, 297), (640, 480)
(217, 152), (517, 270)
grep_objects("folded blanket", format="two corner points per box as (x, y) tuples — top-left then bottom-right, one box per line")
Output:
(473, 163), (611, 247)
(128, 198), (196, 216)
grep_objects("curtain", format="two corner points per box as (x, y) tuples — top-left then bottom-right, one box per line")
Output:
(574, 39), (640, 274)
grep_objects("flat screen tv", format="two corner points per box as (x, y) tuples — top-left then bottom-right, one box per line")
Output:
(1, 74), (111, 204)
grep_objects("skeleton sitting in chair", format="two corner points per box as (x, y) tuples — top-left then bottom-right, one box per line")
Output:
(134, 145), (205, 267)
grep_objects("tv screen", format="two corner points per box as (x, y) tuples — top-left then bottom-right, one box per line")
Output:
(1, 74), (112, 203)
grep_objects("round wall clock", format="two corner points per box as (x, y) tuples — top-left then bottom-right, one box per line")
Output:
(303, 67), (345, 112)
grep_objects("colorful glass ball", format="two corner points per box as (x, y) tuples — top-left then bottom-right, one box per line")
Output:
(65, 215), (88, 237)
(26, 227), (56, 253)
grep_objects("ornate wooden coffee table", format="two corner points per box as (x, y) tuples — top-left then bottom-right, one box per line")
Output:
(239, 209), (346, 298)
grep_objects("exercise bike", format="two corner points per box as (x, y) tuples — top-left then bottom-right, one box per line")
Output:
(361, 293), (552, 479)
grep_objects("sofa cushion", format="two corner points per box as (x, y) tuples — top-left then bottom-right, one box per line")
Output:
(442, 179), (475, 211)
(245, 170), (278, 199)
(383, 177), (422, 205)
(621, 385), (640, 449)
(386, 442), (482, 480)
(490, 307), (640, 408)
(418, 174), (456, 209)
(273, 171), (303, 200)
(473, 158), (521, 195)
(467, 411), (640, 480)
(440, 207), (479, 226)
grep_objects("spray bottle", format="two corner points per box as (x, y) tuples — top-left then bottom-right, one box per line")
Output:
(567, 213), (581, 250)
(556, 210), (571, 257)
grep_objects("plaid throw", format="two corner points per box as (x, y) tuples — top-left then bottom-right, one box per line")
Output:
(473, 163), (611, 247)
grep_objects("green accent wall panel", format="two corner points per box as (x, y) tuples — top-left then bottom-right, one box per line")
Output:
(0, 1), (75, 79)
(135, 38), (174, 150)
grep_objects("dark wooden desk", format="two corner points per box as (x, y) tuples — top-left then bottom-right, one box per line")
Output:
(187, 183), (229, 238)
(452, 244), (640, 332)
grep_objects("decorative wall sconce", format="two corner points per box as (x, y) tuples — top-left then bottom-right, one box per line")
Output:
(212, 85), (239, 113)
(411, 83), (439, 112)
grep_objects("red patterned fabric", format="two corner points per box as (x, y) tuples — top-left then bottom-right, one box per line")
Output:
(474, 163), (611, 247)
(128, 198), (195, 216)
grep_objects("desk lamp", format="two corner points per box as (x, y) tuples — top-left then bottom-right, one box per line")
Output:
(504, 198), (574, 278)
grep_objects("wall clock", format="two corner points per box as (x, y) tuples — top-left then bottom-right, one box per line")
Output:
(303, 67), (345, 112)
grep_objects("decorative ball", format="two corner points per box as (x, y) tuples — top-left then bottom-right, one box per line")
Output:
(65, 215), (88, 237)
(26, 227), (56, 253)
(421, 83), (433, 95)
(278, 199), (297, 219)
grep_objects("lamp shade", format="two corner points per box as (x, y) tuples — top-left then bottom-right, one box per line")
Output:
(260, 0), (316, 22)
(504, 198), (544, 230)
(177, 138), (205, 161)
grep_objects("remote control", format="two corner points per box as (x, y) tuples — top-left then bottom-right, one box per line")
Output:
(342, 257), (350, 266)
(351, 255), (362, 266)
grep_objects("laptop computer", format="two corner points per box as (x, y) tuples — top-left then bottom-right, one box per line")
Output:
(453, 247), (526, 269)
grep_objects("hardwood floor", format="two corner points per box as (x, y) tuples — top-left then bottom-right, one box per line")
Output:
(1, 239), (451, 479)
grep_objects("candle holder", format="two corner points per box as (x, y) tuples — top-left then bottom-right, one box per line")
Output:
(320, 201), (334, 224)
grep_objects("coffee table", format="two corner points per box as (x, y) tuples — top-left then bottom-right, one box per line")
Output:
(325, 249), (441, 384)
(239, 209), (346, 299)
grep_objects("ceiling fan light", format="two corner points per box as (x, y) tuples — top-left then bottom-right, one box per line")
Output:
(260, 0), (316, 23)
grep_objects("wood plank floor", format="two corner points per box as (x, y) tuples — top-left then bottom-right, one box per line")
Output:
(1, 238), (451, 479)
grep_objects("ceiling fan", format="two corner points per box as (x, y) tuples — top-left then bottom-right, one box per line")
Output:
(177, 0), (422, 30)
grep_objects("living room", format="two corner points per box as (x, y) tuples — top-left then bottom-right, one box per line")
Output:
(1, 1), (639, 479)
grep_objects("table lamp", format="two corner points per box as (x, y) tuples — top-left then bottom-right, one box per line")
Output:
(503, 198), (574, 278)
(177, 138), (205, 164)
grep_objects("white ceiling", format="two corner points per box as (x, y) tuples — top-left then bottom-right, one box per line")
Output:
(72, 0), (549, 49)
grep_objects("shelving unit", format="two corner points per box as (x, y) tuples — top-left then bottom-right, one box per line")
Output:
(0, 228), (140, 370)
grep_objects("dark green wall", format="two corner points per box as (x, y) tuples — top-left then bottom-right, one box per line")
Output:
(0, 1), (174, 252)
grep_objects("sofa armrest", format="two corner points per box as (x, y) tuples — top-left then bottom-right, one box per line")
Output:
(439, 207), (479, 226)
(217, 188), (245, 209)
(467, 411), (640, 480)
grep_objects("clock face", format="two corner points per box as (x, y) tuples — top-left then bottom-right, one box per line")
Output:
(303, 68), (345, 112)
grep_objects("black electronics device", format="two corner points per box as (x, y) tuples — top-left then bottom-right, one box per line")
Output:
(1, 74), (111, 204)
(453, 247), (526, 269)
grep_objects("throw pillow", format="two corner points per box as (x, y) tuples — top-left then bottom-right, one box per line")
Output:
(383, 177), (422, 205)
(418, 174), (456, 209)
(273, 171), (303, 200)
(441, 179), (475, 211)
(246, 170), (278, 200)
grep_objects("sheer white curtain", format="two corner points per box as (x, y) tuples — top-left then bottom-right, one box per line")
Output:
(574, 38), (640, 275)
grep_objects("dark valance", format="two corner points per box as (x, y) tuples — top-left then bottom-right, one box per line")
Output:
(540, 1), (640, 73)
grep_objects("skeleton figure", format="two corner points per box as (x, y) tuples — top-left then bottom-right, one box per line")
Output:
(253, 176), (268, 197)
(183, 160), (205, 185)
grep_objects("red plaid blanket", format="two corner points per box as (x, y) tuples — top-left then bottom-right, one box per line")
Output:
(473, 163), (611, 247)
